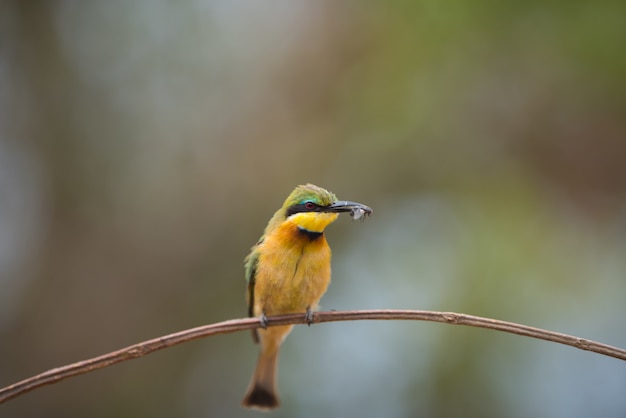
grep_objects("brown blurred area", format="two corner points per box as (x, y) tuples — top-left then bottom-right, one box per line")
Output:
(1, 2), (625, 417)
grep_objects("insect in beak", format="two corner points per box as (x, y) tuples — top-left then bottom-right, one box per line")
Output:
(350, 207), (368, 220)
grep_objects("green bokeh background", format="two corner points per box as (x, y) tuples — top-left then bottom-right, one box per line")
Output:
(1, 2), (625, 417)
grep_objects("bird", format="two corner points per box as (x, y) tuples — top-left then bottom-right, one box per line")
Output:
(242, 183), (372, 410)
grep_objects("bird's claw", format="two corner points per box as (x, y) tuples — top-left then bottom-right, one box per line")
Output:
(260, 312), (268, 329)
(305, 307), (314, 326)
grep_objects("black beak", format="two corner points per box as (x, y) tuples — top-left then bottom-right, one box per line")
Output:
(326, 200), (373, 218)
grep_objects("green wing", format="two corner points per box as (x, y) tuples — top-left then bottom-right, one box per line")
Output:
(244, 244), (261, 343)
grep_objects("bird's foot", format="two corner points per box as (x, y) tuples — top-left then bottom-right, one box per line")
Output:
(305, 307), (314, 326)
(260, 312), (268, 329)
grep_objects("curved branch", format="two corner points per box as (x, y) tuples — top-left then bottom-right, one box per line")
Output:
(1, 309), (624, 404)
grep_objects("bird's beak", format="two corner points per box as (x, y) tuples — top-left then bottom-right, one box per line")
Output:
(326, 200), (373, 219)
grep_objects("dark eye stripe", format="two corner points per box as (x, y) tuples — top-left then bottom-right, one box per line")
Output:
(286, 203), (324, 217)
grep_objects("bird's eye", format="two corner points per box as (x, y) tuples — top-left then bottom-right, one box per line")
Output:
(304, 201), (316, 210)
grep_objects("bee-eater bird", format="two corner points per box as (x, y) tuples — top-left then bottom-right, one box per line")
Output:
(242, 184), (372, 410)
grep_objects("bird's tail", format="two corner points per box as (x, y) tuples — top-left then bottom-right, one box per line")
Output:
(242, 345), (280, 410)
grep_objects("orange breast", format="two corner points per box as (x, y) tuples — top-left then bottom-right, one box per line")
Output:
(253, 220), (332, 317)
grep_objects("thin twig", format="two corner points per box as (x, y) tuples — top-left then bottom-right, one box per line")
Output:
(1, 309), (624, 404)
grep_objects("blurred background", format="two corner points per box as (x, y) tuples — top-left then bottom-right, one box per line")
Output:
(1, 1), (626, 417)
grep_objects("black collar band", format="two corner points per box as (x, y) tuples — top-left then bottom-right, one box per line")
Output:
(297, 227), (323, 240)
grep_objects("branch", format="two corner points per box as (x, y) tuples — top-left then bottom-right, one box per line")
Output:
(1, 309), (624, 404)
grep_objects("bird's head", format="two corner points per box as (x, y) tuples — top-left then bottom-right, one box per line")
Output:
(266, 184), (372, 234)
